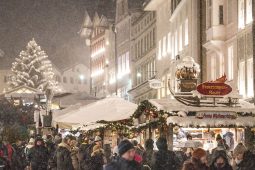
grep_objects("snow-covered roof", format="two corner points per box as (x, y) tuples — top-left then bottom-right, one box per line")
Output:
(167, 116), (255, 127)
(54, 96), (137, 125)
(149, 99), (255, 113)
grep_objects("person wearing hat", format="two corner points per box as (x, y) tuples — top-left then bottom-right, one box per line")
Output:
(182, 148), (209, 170)
(152, 137), (180, 170)
(105, 139), (142, 170)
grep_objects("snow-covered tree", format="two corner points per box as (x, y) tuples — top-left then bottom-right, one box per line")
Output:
(10, 39), (56, 91)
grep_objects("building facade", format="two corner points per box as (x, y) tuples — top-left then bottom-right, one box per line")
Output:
(145, 0), (203, 99)
(128, 11), (157, 103)
(115, 0), (145, 100)
(204, 0), (253, 100)
(80, 10), (116, 98)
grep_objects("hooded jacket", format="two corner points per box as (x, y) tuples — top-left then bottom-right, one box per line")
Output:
(209, 150), (233, 170)
(56, 142), (74, 170)
(236, 150), (255, 170)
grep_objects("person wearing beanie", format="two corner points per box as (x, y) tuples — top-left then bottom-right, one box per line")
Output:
(152, 137), (181, 170)
(105, 139), (142, 170)
(182, 148), (209, 170)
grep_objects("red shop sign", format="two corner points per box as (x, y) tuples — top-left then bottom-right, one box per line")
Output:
(197, 82), (232, 96)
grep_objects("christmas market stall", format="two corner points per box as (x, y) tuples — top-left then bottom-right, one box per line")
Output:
(54, 96), (137, 148)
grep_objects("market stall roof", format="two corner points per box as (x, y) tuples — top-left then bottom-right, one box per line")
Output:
(149, 99), (255, 113)
(72, 123), (106, 131)
(55, 96), (137, 126)
(53, 92), (98, 108)
(167, 116), (255, 127)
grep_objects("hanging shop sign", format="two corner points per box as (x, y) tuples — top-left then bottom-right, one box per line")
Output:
(196, 112), (237, 119)
(149, 79), (163, 89)
(197, 75), (232, 96)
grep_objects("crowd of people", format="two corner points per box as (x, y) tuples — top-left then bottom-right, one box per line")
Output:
(0, 133), (255, 170)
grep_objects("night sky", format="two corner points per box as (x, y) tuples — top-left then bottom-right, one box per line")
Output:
(0, 0), (102, 69)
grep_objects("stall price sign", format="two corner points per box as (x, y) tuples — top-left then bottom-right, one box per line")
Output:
(196, 112), (237, 119)
(197, 82), (232, 96)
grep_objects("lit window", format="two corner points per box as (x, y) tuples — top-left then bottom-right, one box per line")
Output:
(219, 54), (225, 76)
(162, 36), (167, 57)
(161, 77), (165, 98)
(167, 32), (171, 54)
(228, 46), (234, 80)
(239, 61), (245, 96)
(246, 0), (253, 24)
(175, 31), (178, 56)
(211, 55), (216, 80)
(238, 0), (245, 29)
(179, 25), (183, 51)
(158, 40), (162, 60)
(227, 0), (233, 24)
(126, 52), (130, 72)
(184, 19), (189, 46)
(247, 58), (253, 97)
(172, 35), (175, 59)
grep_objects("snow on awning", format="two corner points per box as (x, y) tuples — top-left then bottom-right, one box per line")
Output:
(55, 96), (137, 125)
(167, 116), (255, 127)
(72, 123), (106, 131)
(149, 99), (255, 114)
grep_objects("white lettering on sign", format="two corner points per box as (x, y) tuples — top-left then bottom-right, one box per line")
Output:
(196, 112), (237, 119)
(149, 79), (163, 89)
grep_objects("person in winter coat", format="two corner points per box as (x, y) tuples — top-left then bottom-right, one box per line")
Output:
(232, 143), (255, 170)
(89, 145), (105, 170)
(79, 137), (90, 170)
(152, 137), (180, 170)
(223, 131), (234, 151)
(28, 137), (49, 170)
(105, 139), (142, 170)
(70, 136), (79, 170)
(182, 148), (209, 170)
(142, 139), (154, 168)
(56, 135), (74, 170)
(209, 150), (233, 170)
(12, 139), (27, 170)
